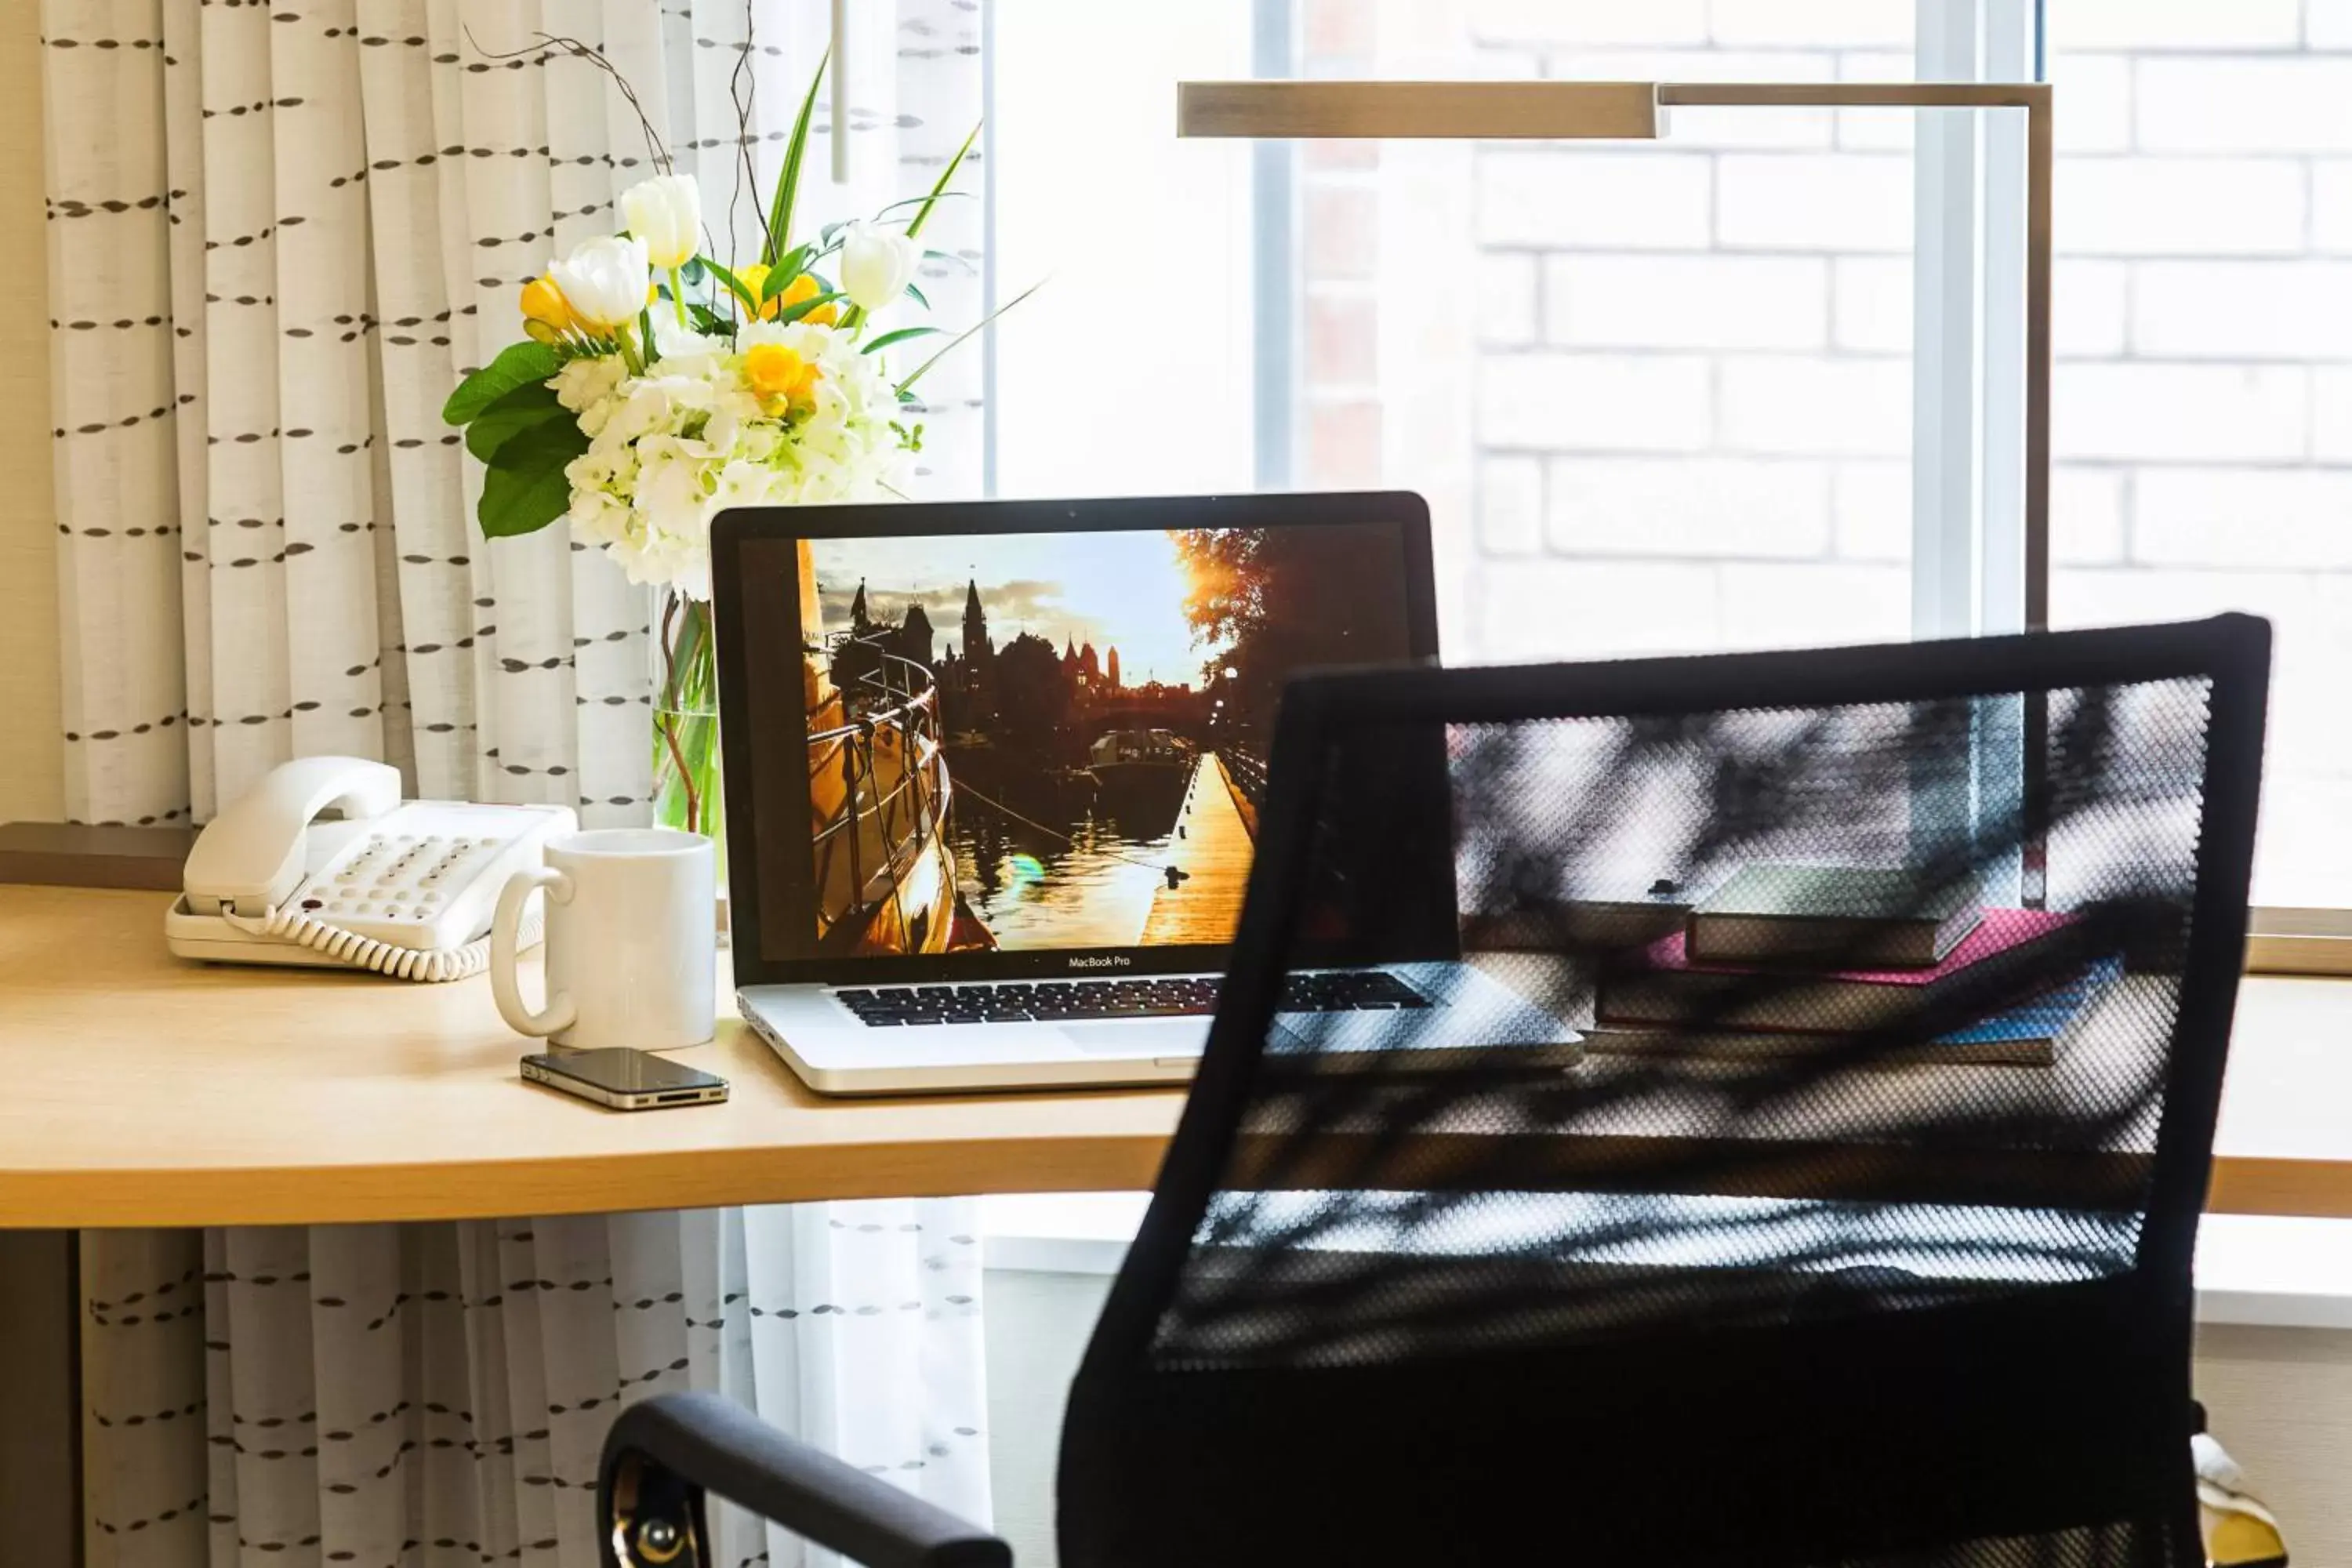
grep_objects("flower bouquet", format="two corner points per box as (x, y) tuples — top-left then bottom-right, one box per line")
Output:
(441, 56), (1006, 845)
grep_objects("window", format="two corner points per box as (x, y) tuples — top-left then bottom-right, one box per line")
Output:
(987, 1), (1261, 497)
(2039, 1), (2352, 920)
(977, 0), (2352, 954)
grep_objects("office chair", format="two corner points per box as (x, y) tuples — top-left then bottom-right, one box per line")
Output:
(600, 614), (2270, 1568)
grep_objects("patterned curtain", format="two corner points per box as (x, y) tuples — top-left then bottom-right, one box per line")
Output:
(45, 3), (992, 1565)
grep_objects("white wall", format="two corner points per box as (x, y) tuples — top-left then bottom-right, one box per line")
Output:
(981, 1265), (2352, 1568)
(983, 1269), (1111, 1568)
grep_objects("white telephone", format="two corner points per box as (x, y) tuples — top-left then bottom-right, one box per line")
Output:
(165, 756), (576, 982)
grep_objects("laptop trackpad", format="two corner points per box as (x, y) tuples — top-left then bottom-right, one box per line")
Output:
(1060, 1020), (1210, 1057)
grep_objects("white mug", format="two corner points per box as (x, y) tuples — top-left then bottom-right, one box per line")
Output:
(490, 828), (717, 1051)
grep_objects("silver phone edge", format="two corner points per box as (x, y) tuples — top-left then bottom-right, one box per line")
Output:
(519, 1058), (730, 1110)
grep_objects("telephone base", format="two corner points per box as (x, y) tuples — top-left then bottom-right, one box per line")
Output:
(164, 897), (545, 972)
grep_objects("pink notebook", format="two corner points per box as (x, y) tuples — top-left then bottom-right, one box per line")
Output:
(1598, 907), (2083, 1033)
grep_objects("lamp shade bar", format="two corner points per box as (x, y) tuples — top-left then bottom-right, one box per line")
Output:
(1177, 79), (1661, 140)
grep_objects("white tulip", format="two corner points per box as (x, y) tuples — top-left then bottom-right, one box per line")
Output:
(621, 174), (702, 271)
(837, 221), (920, 314)
(549, 235), (652, 333)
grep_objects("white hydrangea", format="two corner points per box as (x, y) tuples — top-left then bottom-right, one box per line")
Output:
(550, 354), (626, 434)
(551, 321), (906, 601)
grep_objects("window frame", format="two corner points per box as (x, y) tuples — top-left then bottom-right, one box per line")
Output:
(976, 0), (2343, 973)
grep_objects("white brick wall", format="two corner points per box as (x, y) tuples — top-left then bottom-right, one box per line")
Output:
(2057, 158), (2308, 256)
(1478, 454), (1545, 556)
(1383, 0), (2352, 907)
(2134, 468), (2352, 569)
(1475, 151), (1712, 249)
(2044, 0), (2302, 51)
(2311, 0), (2352, 47)
(1717, 562), (1910, 646)
(2052, 469), (2127, 566)
(1544, 253), (1828, 350)
(2053, 55), (2133, 154)
(1475, 252), (1537, 345)
(2055, 260), (2130, 358)
(1832, 256), (1907, 353)
(2132, 261), (2352, 360)
(2054, 364), (2309, 463)
(1472, 558), (1722, 658)
(1716, 153), (1912, 251)
(1470, 0), (1706, 47)
(2135, 58), (2352, 154)
(2315, 162), (2352, 252)
(1707, 0), (1910, 49)
(1546, 456), (1831, 557)
(1425, 0), (2352, 902)
(1479, 353), (1713, 452)
(1719, 356), (1911, 457)
(2313, 369), (2352, 461)
(1831, 459), (1908, 561)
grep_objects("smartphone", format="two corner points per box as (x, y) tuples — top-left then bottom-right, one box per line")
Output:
(520, 1048), (730, 1110)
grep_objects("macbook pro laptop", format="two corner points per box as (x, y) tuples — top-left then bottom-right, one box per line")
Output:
(710, 492), (1577, 1094)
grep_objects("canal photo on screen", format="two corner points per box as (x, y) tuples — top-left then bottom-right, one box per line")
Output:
(799, 524), (1414, 956)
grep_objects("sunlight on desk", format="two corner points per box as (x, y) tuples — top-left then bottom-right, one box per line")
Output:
(3, 884), (2349, 1228)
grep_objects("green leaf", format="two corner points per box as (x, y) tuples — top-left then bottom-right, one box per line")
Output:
(477, 418), (590, 539)
(442, 340), (561, 425)
(775, 289), (844, 325)
(700, 256), (762, 314)
(464, 382), (567, 463)
(763, 49), (829, 267)
(903, 281), (930, 310)
(680, 256), (706, 286)
(688, 303), (735, 337)
(873, 191), (975, 220)
(904, 122), (982, 243)
(921, 247), (977, 274)
(861, 325), (944, 354)
(896, 276), (1044, 393)
(761, 262), (798, 304)
(772, 242), (814, 283)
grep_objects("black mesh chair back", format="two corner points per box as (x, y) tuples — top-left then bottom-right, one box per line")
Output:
(1058, 616), (2269, 1568)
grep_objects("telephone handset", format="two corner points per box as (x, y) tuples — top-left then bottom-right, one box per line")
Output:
(166, 756), (576, 982)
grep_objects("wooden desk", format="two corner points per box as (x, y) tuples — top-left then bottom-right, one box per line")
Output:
(2, 886), (2348, 1227)
(0, 887), (1183, 1227)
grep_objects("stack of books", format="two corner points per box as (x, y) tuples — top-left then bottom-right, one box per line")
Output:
(1582, 865), (2115, 1068)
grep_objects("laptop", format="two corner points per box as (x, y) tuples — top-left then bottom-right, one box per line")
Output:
(710, 492), (1578, 1094)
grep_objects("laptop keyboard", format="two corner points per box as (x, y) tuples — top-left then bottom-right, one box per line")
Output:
(835, 971), (1428, 1027)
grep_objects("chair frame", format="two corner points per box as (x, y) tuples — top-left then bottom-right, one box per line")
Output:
(600, 614), (2270, 1568)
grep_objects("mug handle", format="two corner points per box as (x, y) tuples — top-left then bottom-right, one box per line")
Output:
(492, 866), (578, 1038)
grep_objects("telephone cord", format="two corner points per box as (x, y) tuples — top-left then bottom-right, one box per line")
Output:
(226, 905), (543, 983)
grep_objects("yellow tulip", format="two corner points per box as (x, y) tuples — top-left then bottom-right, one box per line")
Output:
(779, 271), (840, 327)
(735, 263), (781, 320)
(743, 342), (820, 408)
(519, 274), (574, 332)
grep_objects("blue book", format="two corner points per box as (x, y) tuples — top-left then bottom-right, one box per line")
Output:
(1583, 956), (2121, 1068)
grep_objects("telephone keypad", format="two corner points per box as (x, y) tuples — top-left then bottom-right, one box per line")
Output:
(314, 830), (516, 933)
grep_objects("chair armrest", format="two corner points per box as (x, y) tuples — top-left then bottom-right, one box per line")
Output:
(598, 1391), (1011, 1568)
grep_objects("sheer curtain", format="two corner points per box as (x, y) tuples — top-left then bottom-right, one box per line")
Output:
(45, 3), (990, 1564)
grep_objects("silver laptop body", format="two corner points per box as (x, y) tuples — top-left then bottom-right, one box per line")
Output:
(710, 493), (1579, 1095)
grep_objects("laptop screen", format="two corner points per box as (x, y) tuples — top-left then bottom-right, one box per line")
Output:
(715, 495), (1446, 983)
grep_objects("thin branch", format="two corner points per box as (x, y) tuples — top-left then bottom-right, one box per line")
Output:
(464, 27), (672, 178)
(730, 0), (766, 262)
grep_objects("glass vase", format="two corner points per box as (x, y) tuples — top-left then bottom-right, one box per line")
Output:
(651, 588), (725, 869)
